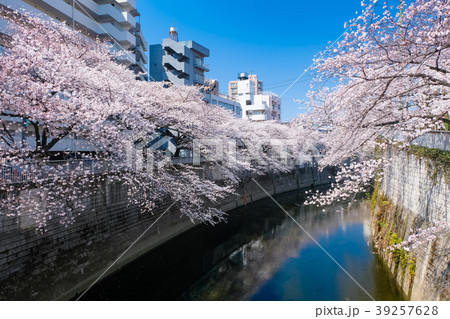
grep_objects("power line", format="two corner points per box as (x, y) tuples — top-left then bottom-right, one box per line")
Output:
(265, 76), (312, 91)
(265, 77), (302, 87)
(274, 24), (353, 104)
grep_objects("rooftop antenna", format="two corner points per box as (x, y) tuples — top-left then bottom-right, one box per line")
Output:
(169, 19), (178, 41)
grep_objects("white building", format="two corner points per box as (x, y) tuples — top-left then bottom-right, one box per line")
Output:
(228, 73), (263, 101)
(229, 73), (281, 122)
(0, 0), (148, 75)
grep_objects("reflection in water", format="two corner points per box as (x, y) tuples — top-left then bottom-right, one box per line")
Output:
(183, 196), (402, 301)
(80, 189), (403, 301)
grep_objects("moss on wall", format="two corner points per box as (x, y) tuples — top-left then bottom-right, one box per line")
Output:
(371, 144), (449, 300)
(370, 185), (416, 298)
(407, 145), (450, 183)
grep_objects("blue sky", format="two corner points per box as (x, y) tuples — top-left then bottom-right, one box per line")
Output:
(137, 0), (363, 122)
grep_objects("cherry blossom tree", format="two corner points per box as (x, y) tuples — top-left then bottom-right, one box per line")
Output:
(0, 9), (302, 229)
(300, 0), (450, 206)
(391, 220), (450, 251)
(295, 0), (450, 252)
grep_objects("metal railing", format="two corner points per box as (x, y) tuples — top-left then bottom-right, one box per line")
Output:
(0, 159), (115, 185)
(193, 59), (209, 70)
(0, 157), (204, 185)
(1, 153), (326, 185)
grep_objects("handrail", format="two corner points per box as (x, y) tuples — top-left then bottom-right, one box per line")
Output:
(0, 159), (115, 185)
(0, 154), (325, 186)
(0, 157), (201, 184)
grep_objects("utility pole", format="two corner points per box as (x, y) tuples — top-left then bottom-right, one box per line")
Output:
(72, 0), (75, 30)
(398, 0), (406, 117)
(399, 0), (404, 27)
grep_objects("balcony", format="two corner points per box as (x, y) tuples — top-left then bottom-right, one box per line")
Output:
(77, 0), (135, 28)
(93, 0), (138, 17)
(247, 113), (267, 121)
(183, 40), (210, 57)
(120, 11), (135, 27)
(17, 0), (136, 48)
(112, 45), (136, 65)
(193, 73), (205, 84)
(194, 60), (209, 72)
(136, 44), (148, 64)
(136, 59), (147, 73)
(101, 23), (135, 48)
(114, 0), (136, 11)
(244, 102), (269, 112)
(136, 30), (148, 50)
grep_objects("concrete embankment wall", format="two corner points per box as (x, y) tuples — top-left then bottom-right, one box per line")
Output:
(372, 148), (449, 300)
(0, 165), (334, 300)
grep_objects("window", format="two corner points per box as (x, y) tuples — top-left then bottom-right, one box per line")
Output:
(246, 100), (251, 105)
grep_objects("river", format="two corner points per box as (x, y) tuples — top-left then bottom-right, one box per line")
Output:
(79, 189), (404, 301)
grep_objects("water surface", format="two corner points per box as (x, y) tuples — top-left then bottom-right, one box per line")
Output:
(80, 189), (403, 301)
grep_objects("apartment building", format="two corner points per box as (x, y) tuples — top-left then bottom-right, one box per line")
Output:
(149, 30), (210, 86)
(130, 21), (148, 79)
(229, 73), (281, 122)
(0, 0), (148, 76)
(0, 0), (150, 155)
(228, 73), (263, 102)
(149, 31), (242, 118)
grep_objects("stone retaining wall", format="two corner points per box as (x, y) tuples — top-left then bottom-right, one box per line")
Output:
(0, 165), (334, 300)
(372, 149), (449, 300)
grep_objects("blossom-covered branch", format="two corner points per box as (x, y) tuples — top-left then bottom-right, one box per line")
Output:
(0, 9), (306, 229)
(298, 0), (450, 205)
